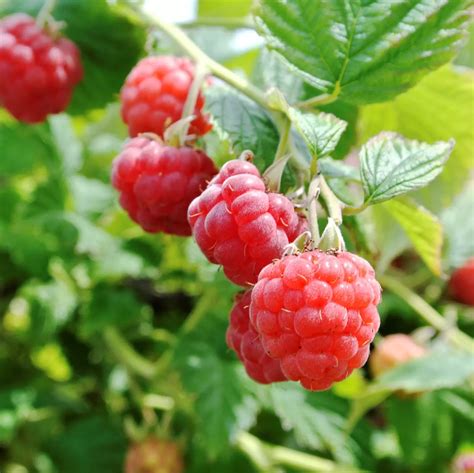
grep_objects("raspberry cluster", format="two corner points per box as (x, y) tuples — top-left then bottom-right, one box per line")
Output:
(369, 333), (425, 378)
(249, 250), (381, 391)
(0, 13), (82, 123)
(112, 135), (217, 236)
(449, 258), (474, 306)
(188, 159), (305, 286)
(226, 290), (286, 384)
(121, 55), (212, 138)
(125, 437), (183, 473)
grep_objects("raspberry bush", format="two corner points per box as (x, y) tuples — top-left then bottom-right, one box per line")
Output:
(0, 1), (473, 473)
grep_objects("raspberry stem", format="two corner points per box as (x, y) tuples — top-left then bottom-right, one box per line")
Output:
(103, 327), (157, 379)
(380, 275), (474, 352)
(319, 174), (343, 225)
(236, 432), (362, 472)
(141, 11), (269, 109)
(307, 175), (321, 244)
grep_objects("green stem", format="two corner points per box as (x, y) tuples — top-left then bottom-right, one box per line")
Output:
(343, 203), (368, 216)
(296, 83), (341, 109)
(236, 432), (362, 473)
(140, 11), (269, 109)
(308, 176), (321, 244)
(181, 289), (218, 334)
(380, 275), (474, 352)
(274, 116), (291, 162)
(103, 327), (156, 379)
(319, 174), (342, 225)
(178, 17), (254, 29)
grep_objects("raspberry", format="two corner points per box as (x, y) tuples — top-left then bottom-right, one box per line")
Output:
(125, 437), (183, 473)
(188, 159), (306, 286)
(369, 334), (426, 378)
(452, 452), (474, 473)
(0, 14), (82, 123)
(112, 136), (217, 236)
(249, 250), (381, 391)
(226, 290), (287, 384)
(120, 55), (212, 138)
(449, 258), (474, 306)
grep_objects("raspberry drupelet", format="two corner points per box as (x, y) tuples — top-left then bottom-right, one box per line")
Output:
(249, 250), (381, 391)
(226, 290), (287, 384)
(120, 55), (212, 138)
(0, 13), (83, 123)
(449, 257), (474, 306)
(188, 158), (306, 286)
(112, 135), (217, 236)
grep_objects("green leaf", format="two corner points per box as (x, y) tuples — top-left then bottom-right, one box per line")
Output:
(253, 48), (305, 104)
(442, 183), (474, 269)
(360, 132), (453, 204)
(288, 108), (347, 159)
(267, 384), (361, 465)
(0, 122), (58, 176)
(49, 115), (83, 175)
(19, 278), (77, 344)
(255, 0), (472, 104)
(204, 84), (279, 169)
(378, 349), (474, 392)
(175, 344), (258, 458)
(358, 66), (474, 209)
(383, 197), (443, 275)
(69, 176), (115, 218)
(318, 158), (359, 181)
(2, 0), (146, 114)
(80, 285), (148, 337)
(47, 416), (126, 473)
(173, 288), (256, 457)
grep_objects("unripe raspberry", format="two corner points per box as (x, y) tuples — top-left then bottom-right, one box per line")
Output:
(369, 334), (426, 378)
(188, 159), (305, 286)
(0, 14), (82, 123)
(226, 290), (287, 384)
(125, 437), (183, 473)
(112, 136), (217, 236)
(249, 250), (381, 391)
(449, 258), (474, 306)
(120, 55), (212, 138)
(452, 452), (474, 473)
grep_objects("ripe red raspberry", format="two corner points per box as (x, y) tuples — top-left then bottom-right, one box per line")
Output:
(449, 258), (474, 306)
(125, 437), (183, 473)
(369, 334), (426, 378)
(112, 136), (217, 236)
(226, 290), (287, 384)
(188, 159), (306, 286)
(120, 55), (212, 138)
(0, 13), (82, 123)
(249, 250), (381, 391)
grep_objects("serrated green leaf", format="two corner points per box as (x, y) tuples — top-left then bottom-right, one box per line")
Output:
(288, 108), (347, 159)
(358, 66), (474, 210)
(255, 0), (472, 104)
(383, 197), (443, 275)
(442, 183), (474, 270)
(360, 132), (453, 204)
(267, 384), (358, 465)
(2, 0), (146, 114)
(377, 349), (474, 392)
(204, 84), (279, 169)
(253, 48), (305, 104)
(175, 343), (258, 457)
